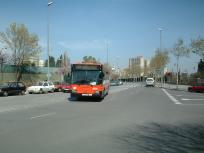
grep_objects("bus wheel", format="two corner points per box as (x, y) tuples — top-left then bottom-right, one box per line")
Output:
(99, 91), (105, 100)
(70, 93), (78, 101)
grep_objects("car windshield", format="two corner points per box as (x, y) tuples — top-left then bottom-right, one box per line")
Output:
(33, 82), (44, 86)
(72, 70), (101, 85)
(147, 78), (153, 81)
(0, 83), (9, 87)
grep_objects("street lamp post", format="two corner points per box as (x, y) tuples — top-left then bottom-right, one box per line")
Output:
(106, 41), (109, 65)
(158, 27), (163, 87)
(47, 0), (53, 81)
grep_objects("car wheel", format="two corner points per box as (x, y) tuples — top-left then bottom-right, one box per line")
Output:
(39, 89), (43, 94)
(43, 90), (48, 94)
(188, 88), (193, 92)
(3, 91), (8, 97)
(21, 90), (26, 95)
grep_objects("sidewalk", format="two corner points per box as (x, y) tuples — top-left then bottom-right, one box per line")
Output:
(156, 83), (190, 91)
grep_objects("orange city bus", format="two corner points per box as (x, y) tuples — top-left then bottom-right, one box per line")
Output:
(70, 63), (110, 100)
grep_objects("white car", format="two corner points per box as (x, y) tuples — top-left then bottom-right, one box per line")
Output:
(145, 78), (155, 87)
(27, 81), (55, 94)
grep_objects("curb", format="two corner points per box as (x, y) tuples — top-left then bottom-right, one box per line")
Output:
(156, 84), (189, 92)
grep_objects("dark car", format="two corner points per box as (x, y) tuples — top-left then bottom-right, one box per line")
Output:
(0, 82), (26, 96)
(188, 83), (204, 93)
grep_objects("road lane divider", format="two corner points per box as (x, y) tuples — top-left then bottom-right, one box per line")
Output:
(162, 89), (182, 105)
(30, 112), (56, 120)
(181, 98), (204, 101)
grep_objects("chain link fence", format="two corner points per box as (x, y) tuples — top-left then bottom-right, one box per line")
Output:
(0, 64), (68, 86)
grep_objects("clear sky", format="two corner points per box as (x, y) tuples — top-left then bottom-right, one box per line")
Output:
(0, 0), (204, 73)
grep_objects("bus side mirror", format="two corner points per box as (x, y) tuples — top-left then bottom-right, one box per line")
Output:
(99, 72), (104, 79)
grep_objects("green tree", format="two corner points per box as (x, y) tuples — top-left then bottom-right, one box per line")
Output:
(82, 56), (97, 63)
(0, 48), (8, 82)
(0, 48), (7, 65)
(56, 52), (71, 82)
(129, 64), (141, 78)
(170, 39), (190, 87)
(191, 37), (204, 60)
(0, 23), (41, 81)
(150, 49), (169, 75)
(103, 63), (111, 75)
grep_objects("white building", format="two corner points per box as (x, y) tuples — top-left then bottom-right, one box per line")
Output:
(129, 56), (150, 76)
(23, 57), (44, 67)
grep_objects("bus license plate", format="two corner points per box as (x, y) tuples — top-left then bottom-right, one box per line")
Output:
(82, 94), (92, 96)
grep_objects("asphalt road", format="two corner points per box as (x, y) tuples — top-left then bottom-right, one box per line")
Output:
(0, 83), (204, 153)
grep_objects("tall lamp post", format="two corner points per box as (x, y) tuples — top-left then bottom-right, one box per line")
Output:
(106, 41), (109, 65)
(47, 0), (53, 81)
(158, 27), (163, 87)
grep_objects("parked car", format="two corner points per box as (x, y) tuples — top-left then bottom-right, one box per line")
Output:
(48, 81), (55, 91)
(118, 81), (123, 85)
(0, 82), (26, 96)
(188, 83), (204, 92)
(62, 83), (71, 93)
(54, 82), (66, 92)
(27, 81), (55, 94)
(145, 78), (155, 87)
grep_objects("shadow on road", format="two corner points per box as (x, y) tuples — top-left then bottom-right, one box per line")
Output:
(115, 122), (204, 153)
(68, 97), (103, 102)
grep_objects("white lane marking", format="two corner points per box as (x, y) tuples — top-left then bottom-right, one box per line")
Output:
(181, 98), (204, 101)
(162, 89), (182, 105)
(30, 112), (56, 120)
(181, 104), (204, 106)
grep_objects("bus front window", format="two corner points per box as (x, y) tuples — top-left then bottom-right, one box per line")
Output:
(72, 70), (101, 85)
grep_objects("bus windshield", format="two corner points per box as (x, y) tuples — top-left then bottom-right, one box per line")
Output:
(71, 70), (102, 85)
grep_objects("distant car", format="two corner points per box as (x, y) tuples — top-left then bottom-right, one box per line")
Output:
(145, 78), (155, 87)
(27, 81), (55, 94)
(0, 82), (26, 97)
(188, 83), (204, 92)
(118, 81), (123, 85)
(62, 83), (71, 93)
(110, 80), (120, 86)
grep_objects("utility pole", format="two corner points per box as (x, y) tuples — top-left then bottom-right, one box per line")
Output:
(106, 41), (109, 65)
(158, 27), (163, 87)
(47, 0), (53, 81)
